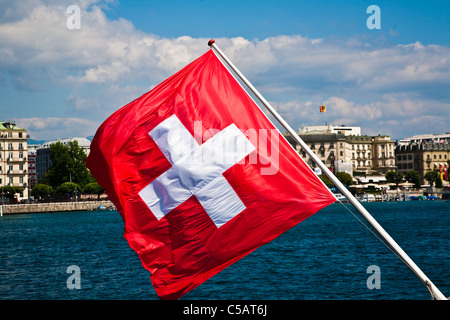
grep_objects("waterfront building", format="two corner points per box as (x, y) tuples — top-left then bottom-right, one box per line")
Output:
(285, 125), (396, 176)
(0, 120), (29, 202)
(36, 137), (91, 182)
(395, 133), (450, 184)
(300, 124), (361, 136)
(27, 144), (39, 189)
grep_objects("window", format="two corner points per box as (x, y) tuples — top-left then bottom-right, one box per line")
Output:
(19, 143), (23, 150)
(8, 143), (13, 150)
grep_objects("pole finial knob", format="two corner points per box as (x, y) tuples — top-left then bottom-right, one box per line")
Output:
(208, 39), (215, 47)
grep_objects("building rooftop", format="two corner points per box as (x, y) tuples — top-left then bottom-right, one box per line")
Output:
(42, 137), (91, 148)
(0, 120), (25, 131)
(397, 133), (450, 145)
(300, 124), (361, 136)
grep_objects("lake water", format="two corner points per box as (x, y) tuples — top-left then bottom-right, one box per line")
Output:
(0, 200), (448, 300)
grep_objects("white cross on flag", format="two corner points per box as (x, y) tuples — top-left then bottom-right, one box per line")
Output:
(86, 48), (336, 299)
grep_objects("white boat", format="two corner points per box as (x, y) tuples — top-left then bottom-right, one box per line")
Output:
(333, 193), (348, 202)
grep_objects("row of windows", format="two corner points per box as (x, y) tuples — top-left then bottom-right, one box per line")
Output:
(301, 150), (343, 158)
(0, 177), (26, 185)
(352, 160), (372, 167)
(0, 164), (26, 172)
(0, 152), (25, 159)
(427, 154), (447, 160)
(0, 142), (25, 150)
(0, 132), (24, 138)
(308, 142), (393, 152)
(398, 162), (444, 170)
(397, 154), (448, 161)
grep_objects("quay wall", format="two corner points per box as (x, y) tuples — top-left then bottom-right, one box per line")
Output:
(1, 200), (115, 215)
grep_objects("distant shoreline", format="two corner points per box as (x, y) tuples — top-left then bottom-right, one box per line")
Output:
(0, 200), (115, 215)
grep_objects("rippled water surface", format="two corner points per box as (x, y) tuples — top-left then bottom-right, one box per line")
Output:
(1, 200), (448, 300)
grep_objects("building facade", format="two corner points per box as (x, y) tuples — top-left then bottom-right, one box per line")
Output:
(0, 121), (29, 202)
(285, 125), (396, 175)
(395, 133), (450, 184)
(27, 144), (39, 189)
(36, 137), (91, 183)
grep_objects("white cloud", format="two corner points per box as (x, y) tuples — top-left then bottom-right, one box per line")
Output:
(1, 1), (449, 140)
(16, 117), (99, 141)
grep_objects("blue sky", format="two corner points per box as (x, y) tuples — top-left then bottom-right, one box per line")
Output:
(107, 0), (450, 46)
(0, 0), (449, 140)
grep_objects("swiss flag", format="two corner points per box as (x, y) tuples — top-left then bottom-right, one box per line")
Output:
(86, 48), (336, 299)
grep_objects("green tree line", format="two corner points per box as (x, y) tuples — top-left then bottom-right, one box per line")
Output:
(318, 167), (446, 191)
(30, 140), (104, 200)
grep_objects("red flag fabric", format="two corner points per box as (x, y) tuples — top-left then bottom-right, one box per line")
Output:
(86, 49), (336, 299)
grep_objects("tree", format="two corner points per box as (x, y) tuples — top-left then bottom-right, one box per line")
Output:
(31, 184), (54, 200)
(0, 186), (22, 203)
(405, 171), (421, 188)
(83, 182), (105, 199)
(435, 176), (443, 188)
(424, 171), (439, 187)
(335, 171), (353, 186)
(319, 174), (333, 188)
(45, 140), (94, 189)
(55, 182), (81, 198)
(385, 170), (403, 187)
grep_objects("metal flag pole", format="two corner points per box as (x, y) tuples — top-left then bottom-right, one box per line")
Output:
(208, 39), (447, 300)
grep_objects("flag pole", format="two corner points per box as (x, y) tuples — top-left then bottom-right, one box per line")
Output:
(208, 39), (447, 300)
